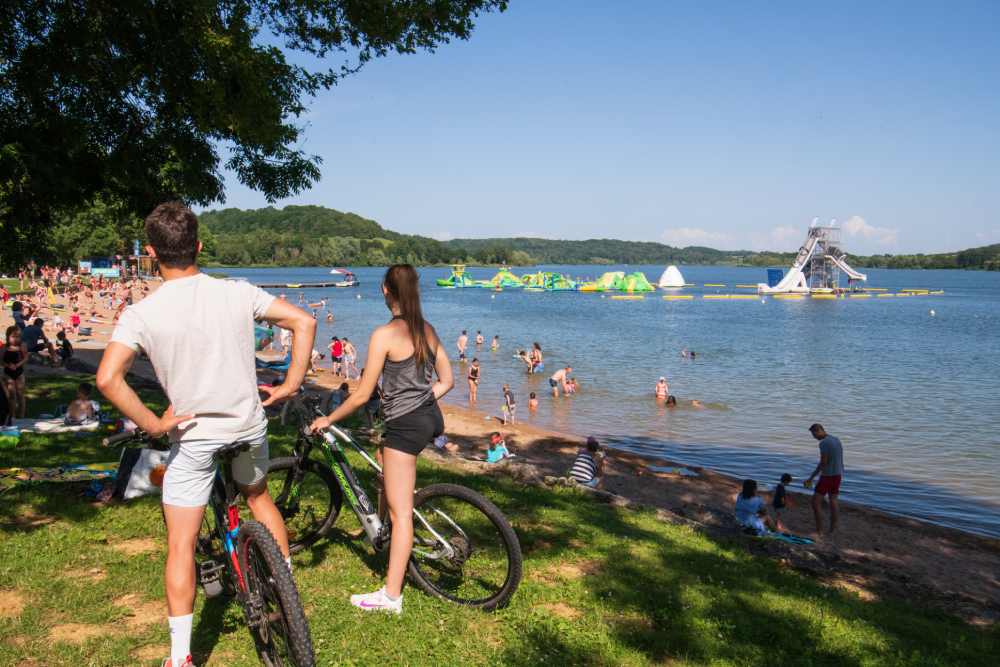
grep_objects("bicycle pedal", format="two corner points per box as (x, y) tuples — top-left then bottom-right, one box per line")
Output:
(198, 560), (226, 598)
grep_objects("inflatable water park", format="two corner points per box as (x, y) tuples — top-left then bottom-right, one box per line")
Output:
(436, 222), (943, 300)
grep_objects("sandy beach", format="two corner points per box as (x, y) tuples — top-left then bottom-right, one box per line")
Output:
(3, 280), (999, 626)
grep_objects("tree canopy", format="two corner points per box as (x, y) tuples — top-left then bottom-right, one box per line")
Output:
(0, 0), (507, 266)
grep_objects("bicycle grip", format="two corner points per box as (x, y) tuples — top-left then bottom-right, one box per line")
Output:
(102, 430), (139, 447)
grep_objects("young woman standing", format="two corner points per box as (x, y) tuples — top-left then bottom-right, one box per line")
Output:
(309, 264), (453, 614)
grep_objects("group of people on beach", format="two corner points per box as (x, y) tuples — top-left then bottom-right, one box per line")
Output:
(3, 265), (150, 425)
(734, 423), (845, 538)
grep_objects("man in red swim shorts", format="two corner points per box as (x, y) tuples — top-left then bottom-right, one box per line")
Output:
(805, 423), (844, 536)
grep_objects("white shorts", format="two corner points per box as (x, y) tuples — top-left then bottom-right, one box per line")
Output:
(162, 433), (269, 507)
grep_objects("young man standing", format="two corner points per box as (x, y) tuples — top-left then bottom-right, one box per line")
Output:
(97, 202), (316, 667)
(804, 423), (844, 537)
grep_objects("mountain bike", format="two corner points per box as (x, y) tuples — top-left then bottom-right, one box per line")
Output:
(269, 394), (523, 611)
(103, 430), (315, 667)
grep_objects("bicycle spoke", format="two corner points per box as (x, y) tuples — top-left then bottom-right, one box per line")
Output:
(411, 495), (512, 605)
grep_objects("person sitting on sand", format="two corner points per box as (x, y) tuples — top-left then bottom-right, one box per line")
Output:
(735, 479), (776, 535)
(21, 318), (58, 366)
(323, 382), (350, 415)
(772, 473), (793, 532)
(569, 437), (604, 488)
(485, 432), (511, 463)
(64, 381), (99, 425)
(549, 366), (572, 397)
(56, 330), (73, 366)
(528, 392), (538, 412)
(655, 377), (669, 399)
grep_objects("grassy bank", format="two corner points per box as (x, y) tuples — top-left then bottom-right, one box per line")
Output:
(1, 375), (997, 666)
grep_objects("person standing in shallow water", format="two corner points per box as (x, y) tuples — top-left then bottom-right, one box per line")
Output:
(805, 423), (844, 536)
(310, 264), (453, 614)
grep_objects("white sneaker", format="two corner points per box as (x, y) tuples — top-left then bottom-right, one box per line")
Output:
(350, 587), (402, 614)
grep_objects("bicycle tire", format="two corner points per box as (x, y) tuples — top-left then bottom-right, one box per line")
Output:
(238, 520), (315, 667)
(407, 483), (523, 611)
(269, 456), (342, 554)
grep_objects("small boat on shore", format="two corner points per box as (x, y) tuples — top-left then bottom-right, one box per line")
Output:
(328, 268), (359, 287)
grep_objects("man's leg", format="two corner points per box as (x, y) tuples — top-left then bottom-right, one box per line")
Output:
(243, 483), (290, 557)
(163, 503), (205, 666)
(828, 495), (839, 534)
(811, 492), (823, 535)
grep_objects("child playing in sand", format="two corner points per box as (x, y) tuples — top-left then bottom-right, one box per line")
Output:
(485, 432), (511, 463)
(501, 384), (516, 425)
(528, 392), (538, 411)
(735, 479), (776, 535)
(56, 330), (73, 366)
(772, 473), (793, 531)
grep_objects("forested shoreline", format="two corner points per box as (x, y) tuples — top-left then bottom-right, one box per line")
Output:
(18, 204), (1000, 271)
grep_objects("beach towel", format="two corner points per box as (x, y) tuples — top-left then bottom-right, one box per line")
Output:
(12, 417), (102, 434)
(756, 531), (814, 545)
(0, 462), (118, 494)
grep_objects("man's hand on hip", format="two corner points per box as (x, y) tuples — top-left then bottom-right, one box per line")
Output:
(148, 405), (196, 438)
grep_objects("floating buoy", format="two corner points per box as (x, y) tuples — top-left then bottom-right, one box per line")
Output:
(356, 294), (361, 299)
(929, 309), (936, 317)
(491, 295), (496, 299)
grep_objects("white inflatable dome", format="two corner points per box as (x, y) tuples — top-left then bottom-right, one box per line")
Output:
(658, 265), (685, 288)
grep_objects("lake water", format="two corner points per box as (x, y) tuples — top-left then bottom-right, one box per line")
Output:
(209, 265), (1000, 538)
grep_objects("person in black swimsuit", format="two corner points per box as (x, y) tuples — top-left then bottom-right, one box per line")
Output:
(467, 357), (480, 403)
(309, 264), (453, 615)
(3, 325), (27, 419)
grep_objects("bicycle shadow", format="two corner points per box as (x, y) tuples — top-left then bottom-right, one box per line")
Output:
(191, 594), (240, 665)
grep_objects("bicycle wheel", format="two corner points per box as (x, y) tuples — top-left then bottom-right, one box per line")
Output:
(407, 483), (523, 611)
(238, 520), (315, 667)
(268, 457), (342, 554)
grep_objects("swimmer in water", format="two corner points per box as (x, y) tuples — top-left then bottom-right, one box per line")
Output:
(491, 335), (499, 351)
(457, 330), (468, 362)
(467, 357), (480, 402)
(655, 377), (669, 399)
(666, 395), (677, 407)
(475, 330), (484, 347)
(528, 391), (538, 411)
(530, 342), (543, 374)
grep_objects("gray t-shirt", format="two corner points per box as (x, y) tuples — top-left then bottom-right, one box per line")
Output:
(819, 435), (844, 476)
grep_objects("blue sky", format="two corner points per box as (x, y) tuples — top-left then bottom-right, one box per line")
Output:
(214, 1), (1000, 253)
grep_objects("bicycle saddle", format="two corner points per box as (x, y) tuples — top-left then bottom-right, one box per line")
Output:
(214, 441), (251, 462)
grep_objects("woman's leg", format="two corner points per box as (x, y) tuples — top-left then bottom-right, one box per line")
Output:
(382, 447), (417, 598)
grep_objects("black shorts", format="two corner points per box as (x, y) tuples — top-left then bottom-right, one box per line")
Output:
(549, 378), (558, 388)
(383, 398), (444, 456)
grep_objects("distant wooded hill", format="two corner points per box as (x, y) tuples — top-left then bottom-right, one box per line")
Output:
(197, 205), (1000, 270)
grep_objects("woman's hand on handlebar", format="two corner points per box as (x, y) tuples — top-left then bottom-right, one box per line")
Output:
(308, 415), (332, 433)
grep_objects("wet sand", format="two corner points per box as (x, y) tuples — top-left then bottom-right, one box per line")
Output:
(3, 280), (999, 625)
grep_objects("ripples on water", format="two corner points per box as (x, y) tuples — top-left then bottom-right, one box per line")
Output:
(214, 265), (1000, 537)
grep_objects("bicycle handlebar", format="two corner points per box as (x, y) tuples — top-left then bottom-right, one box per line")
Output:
(102, 429), (143, 447)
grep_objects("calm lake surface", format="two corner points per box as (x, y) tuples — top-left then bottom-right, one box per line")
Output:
(210, 264), (1000, 538)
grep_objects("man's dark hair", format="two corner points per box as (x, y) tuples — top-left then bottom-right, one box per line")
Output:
(780, 473), (793, 483)
(741, 478), (758, 499)
(33, 318), (43, 326)
(809, 423), (825, 435)
(145, 202), (199, 268)
(78, 382), (92, 396)
(586, 436), (600, 453)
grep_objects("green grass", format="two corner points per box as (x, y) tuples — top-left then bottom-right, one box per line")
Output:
(2, 375), (997, 666)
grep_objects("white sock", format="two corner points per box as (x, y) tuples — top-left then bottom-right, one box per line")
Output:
(285, 556), (292, 572)
(168, 613), (193, 665)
